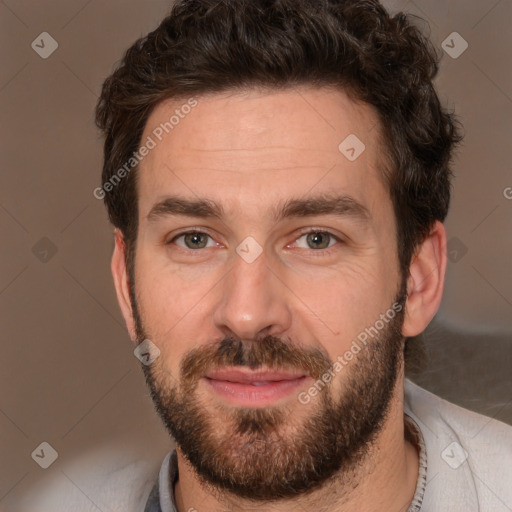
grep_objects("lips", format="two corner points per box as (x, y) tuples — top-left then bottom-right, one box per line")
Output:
(205, 368), (306, 384)
(203, 367), (308, 406)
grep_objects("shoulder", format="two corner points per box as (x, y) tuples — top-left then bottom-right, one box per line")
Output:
(405, 378), (512, 444)
(11, 445), (160, 512)
(404, 379), (512, 511)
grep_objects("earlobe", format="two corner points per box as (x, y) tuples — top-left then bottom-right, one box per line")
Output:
(402, 221), (447, 337)
(111, 229), (137, 342)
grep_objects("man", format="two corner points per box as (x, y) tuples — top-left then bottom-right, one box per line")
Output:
(95, 0), (512, 510)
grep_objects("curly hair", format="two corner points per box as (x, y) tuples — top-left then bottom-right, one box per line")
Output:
(95, 0), (462, 280)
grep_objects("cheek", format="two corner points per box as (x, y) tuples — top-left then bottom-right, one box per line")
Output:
(283, 258), (392, 342)
(134, 253), (221, 364)
(136, 241), (220, 313)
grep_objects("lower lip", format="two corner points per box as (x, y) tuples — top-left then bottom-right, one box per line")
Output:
(203, 376), (308, 406)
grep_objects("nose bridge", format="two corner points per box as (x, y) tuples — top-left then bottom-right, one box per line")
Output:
(213, 245), (292, 340)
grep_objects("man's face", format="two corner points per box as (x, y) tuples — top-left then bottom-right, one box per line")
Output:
(129, 87), (406, 499)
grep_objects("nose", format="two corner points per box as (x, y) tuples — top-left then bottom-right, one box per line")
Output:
(212, 247), (292, 342)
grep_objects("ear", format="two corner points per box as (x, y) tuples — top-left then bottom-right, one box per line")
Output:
(402, 220), (447, 337)
(111, 229), (137, 342)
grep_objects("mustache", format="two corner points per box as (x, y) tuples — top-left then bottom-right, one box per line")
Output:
(179, 335), (333, 386)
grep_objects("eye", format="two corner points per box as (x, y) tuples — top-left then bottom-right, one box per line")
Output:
(170, 231), (217, 250)
(167, 229), (341, 253)
(293, 230), (340, 251)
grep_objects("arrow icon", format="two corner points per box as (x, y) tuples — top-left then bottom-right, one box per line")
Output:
(134, 339), (160, 365)
(32, 237), (58, 262)
(447, 236), (467, 263)
(441, 32), (468, 59)
(338, 134), (365, 161)
(31, 32), (59, 59)
(236, 236), (263, 263)
(32, 441), (58, 468)
(441, 441), (468, 469)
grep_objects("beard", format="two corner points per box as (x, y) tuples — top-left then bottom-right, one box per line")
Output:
(132, 285), (407, 502)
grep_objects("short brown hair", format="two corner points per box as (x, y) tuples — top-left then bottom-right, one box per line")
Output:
(95, 0), (462, 279)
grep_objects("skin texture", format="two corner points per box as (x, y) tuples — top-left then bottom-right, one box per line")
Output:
(111, 86), (447, 511)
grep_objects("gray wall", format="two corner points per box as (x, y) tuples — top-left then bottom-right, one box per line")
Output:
(1, 1), (511, 510)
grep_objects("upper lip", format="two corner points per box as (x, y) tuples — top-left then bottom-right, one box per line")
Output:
(205, 368), (306, 383)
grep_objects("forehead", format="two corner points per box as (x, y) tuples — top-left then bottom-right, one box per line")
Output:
(137, 86), (390, 221)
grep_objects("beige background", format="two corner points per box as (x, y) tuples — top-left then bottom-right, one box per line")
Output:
(1, 0), (511, 511)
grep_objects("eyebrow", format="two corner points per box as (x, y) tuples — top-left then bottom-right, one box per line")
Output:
(146, 193), (371, 224)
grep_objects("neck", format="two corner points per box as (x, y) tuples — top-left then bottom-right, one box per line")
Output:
(174, 377), (419, 512)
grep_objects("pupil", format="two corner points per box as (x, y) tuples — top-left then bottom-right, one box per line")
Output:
(187, 233), (206, 249)
(308, 232), (329, 249)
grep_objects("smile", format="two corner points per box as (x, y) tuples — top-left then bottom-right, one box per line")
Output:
(203, 368), (309, 406)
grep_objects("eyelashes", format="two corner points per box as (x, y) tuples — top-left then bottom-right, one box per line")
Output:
(167, 228), (344, 255)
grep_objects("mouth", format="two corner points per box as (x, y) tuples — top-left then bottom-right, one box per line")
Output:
(203, 368), (309, 407)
